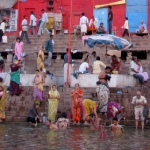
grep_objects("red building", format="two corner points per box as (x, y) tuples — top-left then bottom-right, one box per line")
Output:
(1, 0), (149, 36)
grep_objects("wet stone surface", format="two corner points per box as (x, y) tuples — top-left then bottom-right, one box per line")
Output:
(0, 123), (150, 150)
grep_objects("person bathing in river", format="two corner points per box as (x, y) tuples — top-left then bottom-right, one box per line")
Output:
(56, 112), (70, 129)
(81, 99), (99, 125)
(89, 113), (101, 130)
(26, 103), (40, 127)
(110, 117), (124, 136)
(45, 119), (58, 130)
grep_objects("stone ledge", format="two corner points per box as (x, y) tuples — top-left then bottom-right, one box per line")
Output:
(70, 74), (137, 88)
(0, 73), (56, 87)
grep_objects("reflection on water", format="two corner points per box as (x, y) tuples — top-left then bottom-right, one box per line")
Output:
(0, 123), (150, 150)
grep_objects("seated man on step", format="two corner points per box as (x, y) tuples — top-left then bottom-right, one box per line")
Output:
(136, 20), (148, 34)
(129, 56), (145, 87)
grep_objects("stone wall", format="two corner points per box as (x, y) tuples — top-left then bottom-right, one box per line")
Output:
(5, 86), (150, 122)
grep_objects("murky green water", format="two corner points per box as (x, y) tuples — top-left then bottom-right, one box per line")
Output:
(0, 123), (150, 150)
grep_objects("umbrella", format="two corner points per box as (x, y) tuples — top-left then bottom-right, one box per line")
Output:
(82, 34), (133, 50)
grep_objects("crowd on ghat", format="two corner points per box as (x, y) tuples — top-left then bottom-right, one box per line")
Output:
(0, 7), (149, 136)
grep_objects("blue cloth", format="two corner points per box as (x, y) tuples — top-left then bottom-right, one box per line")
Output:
(133, 74), (144, 84)
(64, 53), (72, 64)
(85, 38), (113, 48)
(85, 35), (125, 50)
(45, 39), (53, 52)
(113, 37), (124, 49)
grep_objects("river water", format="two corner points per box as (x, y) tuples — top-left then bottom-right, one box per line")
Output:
(0, 123), (150, 150)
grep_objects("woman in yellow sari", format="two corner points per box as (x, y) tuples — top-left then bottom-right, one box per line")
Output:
(81, 99), (99, 125)
(0, 77), (7, 122)
(37, 46), (45, 71)
(48, 85), (60, 122)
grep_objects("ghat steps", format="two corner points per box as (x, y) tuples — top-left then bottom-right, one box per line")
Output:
(1, 34), (150, 123)
(1, 34), (150, 75)
(5, 86), (150, 126)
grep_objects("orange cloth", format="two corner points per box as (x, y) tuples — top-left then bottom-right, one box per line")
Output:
(71, 89), (83, 122)
(87, 27), (97, 31)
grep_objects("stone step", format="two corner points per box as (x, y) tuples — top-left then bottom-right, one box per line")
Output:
(5, 85), (150, 122)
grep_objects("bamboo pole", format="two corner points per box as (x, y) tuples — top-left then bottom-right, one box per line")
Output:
(66, 0), (73, 86)
(92, 0), (95, 34)
(17, 0), (20, 36)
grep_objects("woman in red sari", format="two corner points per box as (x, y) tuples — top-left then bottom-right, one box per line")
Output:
(70, 83), (83, 125)
(111, 55), (122, 74)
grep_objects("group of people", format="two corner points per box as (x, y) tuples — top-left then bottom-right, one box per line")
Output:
(20, 9), (51, 44)
(71, 51), (122, 80)
(71, 51), (149, 88)
(121, 18), (148, 37)
(79, 6), (113, 36)
(26, 81), (126, 135)
(79, 6), (148, 38)
(8, 31), (54, 97)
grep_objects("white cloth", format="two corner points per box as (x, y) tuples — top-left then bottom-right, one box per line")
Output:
(132, 96), (147, 109)
(64, 63), (73, 83)
(138, 66), (149, 81)
(22, 19), (27, 26)
(80, 16), (88, 26)
(89, 18), (98, 28)
(45, 52), (52, 66)
(81, 24), (87, 33)
(122, 20), (129, 29)
(112, 106), (118, 112)
(129, 60), (139, 75)
(0, 73), (7, 81)
(42, 12), (48, 23)
(0, 22), (6, 33)
(37, 21), (50, 35)
(2, 36), (7, 43)
(79, 62), (89, 72)
(33, 16), (37, 26)
(29, 14), (34, 26)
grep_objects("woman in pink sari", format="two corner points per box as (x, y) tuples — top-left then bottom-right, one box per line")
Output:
(14, 37), (24, 61)
(137, 60), (149, 81)
(14, 37), (25, 73)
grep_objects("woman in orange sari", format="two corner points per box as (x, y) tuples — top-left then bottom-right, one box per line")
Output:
(70, 83), (83, 125)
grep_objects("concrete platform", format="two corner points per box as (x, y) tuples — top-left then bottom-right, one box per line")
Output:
(70, 74), (137, 88)
(0, 73), (56, 87)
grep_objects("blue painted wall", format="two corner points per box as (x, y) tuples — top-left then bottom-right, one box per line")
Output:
(94, 8), (108, 30)
(126, 0), (148, 32)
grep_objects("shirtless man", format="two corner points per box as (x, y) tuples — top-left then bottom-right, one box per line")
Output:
(98, 66), (111, 87)
(89, 113), (101, 130)
(110, 117), (124, 136)
(45, 119), (58, 130)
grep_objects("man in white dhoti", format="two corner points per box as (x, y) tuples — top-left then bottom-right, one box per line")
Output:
(80, 13), (89, 36)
